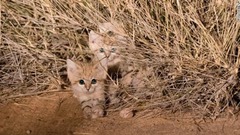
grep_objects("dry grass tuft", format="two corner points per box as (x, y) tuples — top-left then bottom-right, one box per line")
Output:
(1, 0), (240, 117)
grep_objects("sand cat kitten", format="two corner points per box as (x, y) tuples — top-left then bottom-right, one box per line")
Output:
(88, 22), (137, 105)
(67, 59), (108, 118)
(97, 22), (145, 88)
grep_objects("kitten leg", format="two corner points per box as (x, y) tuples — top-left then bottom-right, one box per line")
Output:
(81, 99), (105, 119)
(108, 83), (121, 105)
(131, 72), (145, 89)
(81, 100), (94, 119)
(120, 71), (134, 86)
(82, 106), (92, 119)
(109, 94), (121, 105)
(91, 100), (105, 118)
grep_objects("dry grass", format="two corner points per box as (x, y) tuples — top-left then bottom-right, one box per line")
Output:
(1, 0), (240, 117)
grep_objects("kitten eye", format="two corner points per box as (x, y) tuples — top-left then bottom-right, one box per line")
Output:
(111, 48), (116, 52)
(91, 79), (97, 84)
(99, 48), (104, 53)
(107, 31), (114, 36)
(79, 80), (85, 85)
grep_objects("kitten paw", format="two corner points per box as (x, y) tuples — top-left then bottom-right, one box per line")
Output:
(83, 107), (93, 119)
(119, 108), (134, 118)
(91, 106), (104, 118)
(110, 97), (121, 105)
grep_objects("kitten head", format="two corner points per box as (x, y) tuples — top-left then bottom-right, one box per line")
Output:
(67, 59), (108, 94)
(98, 22), (125, 35)
(89, 31), (122, 67)
(98, 22), (135, 49)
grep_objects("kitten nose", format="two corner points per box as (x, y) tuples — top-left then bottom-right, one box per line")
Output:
(85, 84), (91, 91)
(106, 52), (111, 58)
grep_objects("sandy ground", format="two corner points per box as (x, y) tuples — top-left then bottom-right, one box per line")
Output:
(1, 92), (240, 135)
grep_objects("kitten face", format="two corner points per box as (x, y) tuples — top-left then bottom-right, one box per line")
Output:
(67, 59), (107, 94)
(89, 31), (122, 67)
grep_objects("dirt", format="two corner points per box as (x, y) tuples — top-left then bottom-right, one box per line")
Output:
(1, 92), (240, 135)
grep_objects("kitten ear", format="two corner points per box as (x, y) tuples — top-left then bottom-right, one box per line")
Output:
(89, 31), (103, 51)
(67, 59), (80, 83)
